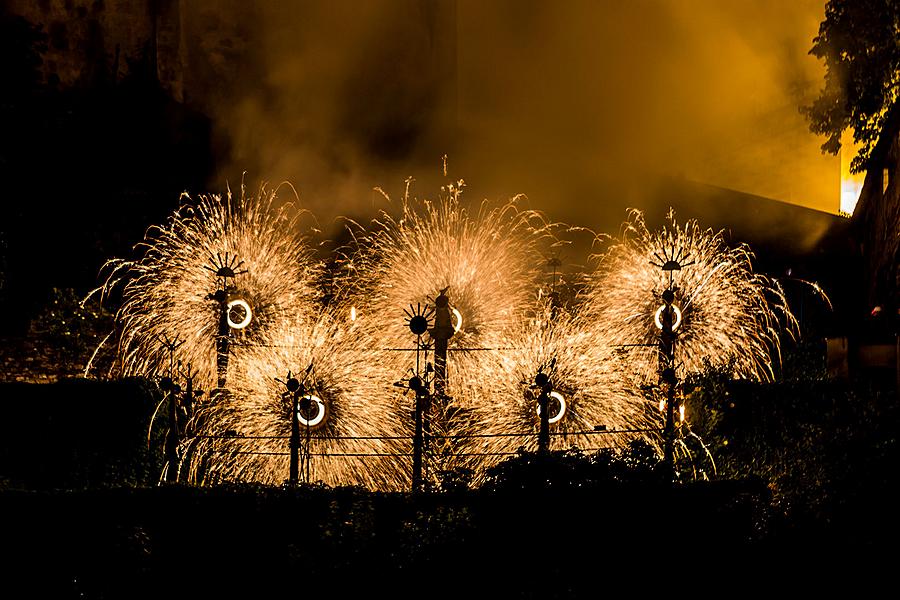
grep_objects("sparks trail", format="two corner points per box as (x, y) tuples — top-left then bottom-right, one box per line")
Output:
(583, 209), (798, 382)
(469, 297), (657, 470)
(351, 178), (555, 356)
(92, 176), (804, 489)
(347, 176), (566, 480)
(184, 311), (410, 490)
(91, 183), (322, 390)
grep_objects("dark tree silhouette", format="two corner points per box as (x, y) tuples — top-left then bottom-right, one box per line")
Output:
(803, 0), (900, 172)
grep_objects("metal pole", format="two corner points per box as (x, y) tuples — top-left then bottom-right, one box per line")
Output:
(412, 386), (425, 492)
(289, 393), (299, 485)
(537, 389), (550, 454)
(165, 389), (179, 483)
(430, 288), (455, 400)
(305, 414), (311, 485)
(660, 287), (676, 481)
(183, 374), (193, 422)
(533, 370), (553, 454)
(215, 295), (230, 388)
(160, 341), (181, 483)
(663, 377), (675, 479)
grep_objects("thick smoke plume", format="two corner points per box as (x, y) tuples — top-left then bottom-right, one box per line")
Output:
(180, 1), (834, 236)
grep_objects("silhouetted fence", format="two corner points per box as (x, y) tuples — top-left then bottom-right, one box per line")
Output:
(0, 377), (659, 489)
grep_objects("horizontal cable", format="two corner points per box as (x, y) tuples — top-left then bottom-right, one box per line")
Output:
(202, 450), (412, 457)
(184, 428), (657, 442)
(431, 428), (659, 439)
(188, 433), (413, 440)
(210, 450), (289, 456)
(196, 450), (621, 458)
(449, 448), (618, 456)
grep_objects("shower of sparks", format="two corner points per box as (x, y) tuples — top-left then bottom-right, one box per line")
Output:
(583, 209), (797, 383)
(92, 184), (321, 390)
(346, 179), (564, 476)
(93, 175), (802, 489)
(352, 178), (553, 353)
(465, 297), (658, 470)
(183, 311), (410, 490)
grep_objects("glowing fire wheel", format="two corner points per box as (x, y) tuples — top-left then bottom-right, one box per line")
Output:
(451, 307), (463, 333)
(296, 394), (327, 428)
(653, 304), (682, 331)
(227, 298), (253, 329)
(535, 390), (567, 425)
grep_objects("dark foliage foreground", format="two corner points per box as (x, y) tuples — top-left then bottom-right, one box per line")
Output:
(3, 462), (890, 598)
(684, 359), (900, 546)
(3, 467), (768, 598)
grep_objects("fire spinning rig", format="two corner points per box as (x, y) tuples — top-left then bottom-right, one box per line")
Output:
(651, 244), (694, 479)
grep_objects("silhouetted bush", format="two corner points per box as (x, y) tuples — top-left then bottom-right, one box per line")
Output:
(685, 360), (899, 544)
(2, 475), (773, 598)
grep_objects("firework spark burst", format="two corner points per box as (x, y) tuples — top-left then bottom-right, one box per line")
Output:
(346, 179), (563, 474)
(93, 184), (321, 390)
(94, 177), (801, 488)
(184, 311), (410, 489)
(465, 297), (658, 467)
(352, 179), (552, 353)
(583, 209), (797, 383)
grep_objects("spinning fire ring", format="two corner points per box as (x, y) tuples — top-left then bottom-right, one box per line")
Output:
(226, 299), (253, 329)
(535, 390), (567, 424)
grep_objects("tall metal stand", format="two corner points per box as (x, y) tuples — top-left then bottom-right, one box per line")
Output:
(430, 287), (456, 401)
(215, 292), (230, 389)
(660, 287), (677, 481)
(204, 252), (248, 389)
(411, 375), (429, 492)
(652, 246), (693, 482)
(278, 367), (313, 486)
(159, 335), (184, 483)
(403, 302), (436, 493)
(535, 372), (552, 454)
(164, 385), (180, 483)
(290, 392), (300, 485)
